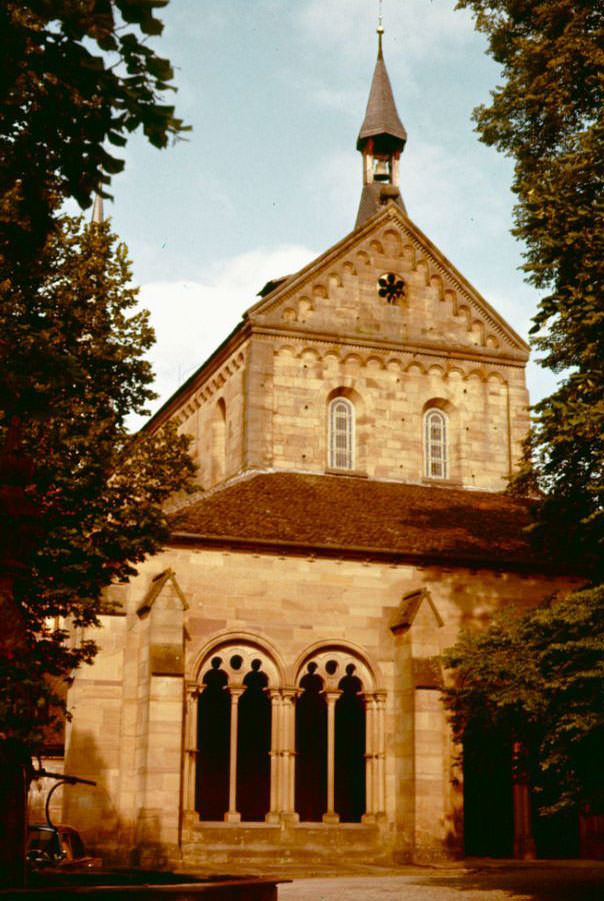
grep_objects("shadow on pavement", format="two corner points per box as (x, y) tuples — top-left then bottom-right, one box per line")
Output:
(410, 864), (604, 900)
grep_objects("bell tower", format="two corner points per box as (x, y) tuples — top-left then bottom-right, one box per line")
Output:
(355, 16), (407, 227)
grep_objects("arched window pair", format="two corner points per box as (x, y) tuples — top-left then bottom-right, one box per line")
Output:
(329, 398), (449, 480)
(190, 645), (385, 825)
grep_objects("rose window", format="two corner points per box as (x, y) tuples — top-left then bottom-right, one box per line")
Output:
(378, 272), (405, 304)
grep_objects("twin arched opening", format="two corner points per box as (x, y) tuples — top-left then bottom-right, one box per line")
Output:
(190, 639), (384, 826)
(327, 388), (454, 482)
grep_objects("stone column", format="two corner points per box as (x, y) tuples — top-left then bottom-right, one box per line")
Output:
(266, 690), (281, 823)
(225, 686), (243, 823)
(281, 689), (299, 822)
(375, 690), (386, 816)
(322, 690), (341, 824)
(362, 693), (376, 823)
(183, 683), (200, 812)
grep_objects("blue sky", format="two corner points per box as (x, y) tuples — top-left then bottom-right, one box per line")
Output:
(99, 0), (554, 418)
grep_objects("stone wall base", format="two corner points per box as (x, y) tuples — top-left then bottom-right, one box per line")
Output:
(92, 818), (466, 871)
(182, 821), (396, 869)
(101, 819), (405, 871)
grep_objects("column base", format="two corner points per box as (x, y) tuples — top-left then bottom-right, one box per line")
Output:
(265, 812), (281, 824)
(322, 812), (340, 824)
(224, 811), (241, 823)
(361, 812), (377, 824)
(281, 812), (300, 825)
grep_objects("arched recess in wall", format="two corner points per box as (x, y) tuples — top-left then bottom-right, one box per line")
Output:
(325, 387), (365, 473)
(192, 637), (282, 823)
(421, 397), (458, 483)
(211, 398), (226, 484)
(293, 644), (384, 824)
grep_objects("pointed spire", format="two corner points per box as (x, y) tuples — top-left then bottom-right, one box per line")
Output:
(355, 20), (407, 228)
(356, 32), (407, 150)
(91, 194), (104, 224)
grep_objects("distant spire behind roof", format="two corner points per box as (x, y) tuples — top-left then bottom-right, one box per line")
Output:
(91, 194), (104, 224)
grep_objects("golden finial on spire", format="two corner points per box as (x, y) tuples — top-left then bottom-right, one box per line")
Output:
(377, 0), (384, 58)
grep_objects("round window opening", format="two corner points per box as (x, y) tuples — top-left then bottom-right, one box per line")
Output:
(378, 272), (405, 304)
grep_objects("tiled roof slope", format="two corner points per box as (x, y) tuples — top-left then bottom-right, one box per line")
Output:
(169, 472), (545, 569)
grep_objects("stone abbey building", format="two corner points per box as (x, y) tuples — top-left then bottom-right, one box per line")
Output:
(42, 32), (583, 867)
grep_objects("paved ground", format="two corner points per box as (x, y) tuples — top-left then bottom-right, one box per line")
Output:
(277, 862), (604, 901)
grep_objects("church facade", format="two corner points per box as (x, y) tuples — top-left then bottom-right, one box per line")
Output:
(46, 34), (581, 868)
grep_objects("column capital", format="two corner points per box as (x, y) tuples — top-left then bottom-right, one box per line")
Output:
(281, 687), (299, 701)
(360, 691), (377, 707)
(185, 681), (201, 699)
(323, 689), (343, 702)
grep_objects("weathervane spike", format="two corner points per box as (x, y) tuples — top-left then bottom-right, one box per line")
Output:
(377, 0), (384, 58)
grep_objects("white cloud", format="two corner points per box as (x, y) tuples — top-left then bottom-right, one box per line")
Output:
(138, 244), (316, 419)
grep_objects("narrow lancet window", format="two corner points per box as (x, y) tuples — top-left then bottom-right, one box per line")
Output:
(425, 409), (448, 479)
(329, 398), (354, 471)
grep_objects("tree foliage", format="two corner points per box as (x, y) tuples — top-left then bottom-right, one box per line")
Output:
(0, 0), (186, 271)
(0, 215), (197, 750)
(444, 584), (604, 814)
(445, 1), (604, 820)
(0, 2), (191, 884)
(456, 0), (604, 578)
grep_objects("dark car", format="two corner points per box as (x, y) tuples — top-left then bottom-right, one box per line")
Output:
(26, 824), (102, 871)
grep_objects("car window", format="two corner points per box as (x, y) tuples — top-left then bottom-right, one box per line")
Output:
(27, 828), (61, 858)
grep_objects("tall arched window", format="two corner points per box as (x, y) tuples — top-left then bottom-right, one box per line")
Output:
(328, 398), (354, 470)
(424, 408), (448, 479)
(195, 644), (279, 823)
(294, 648), (383, 824)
